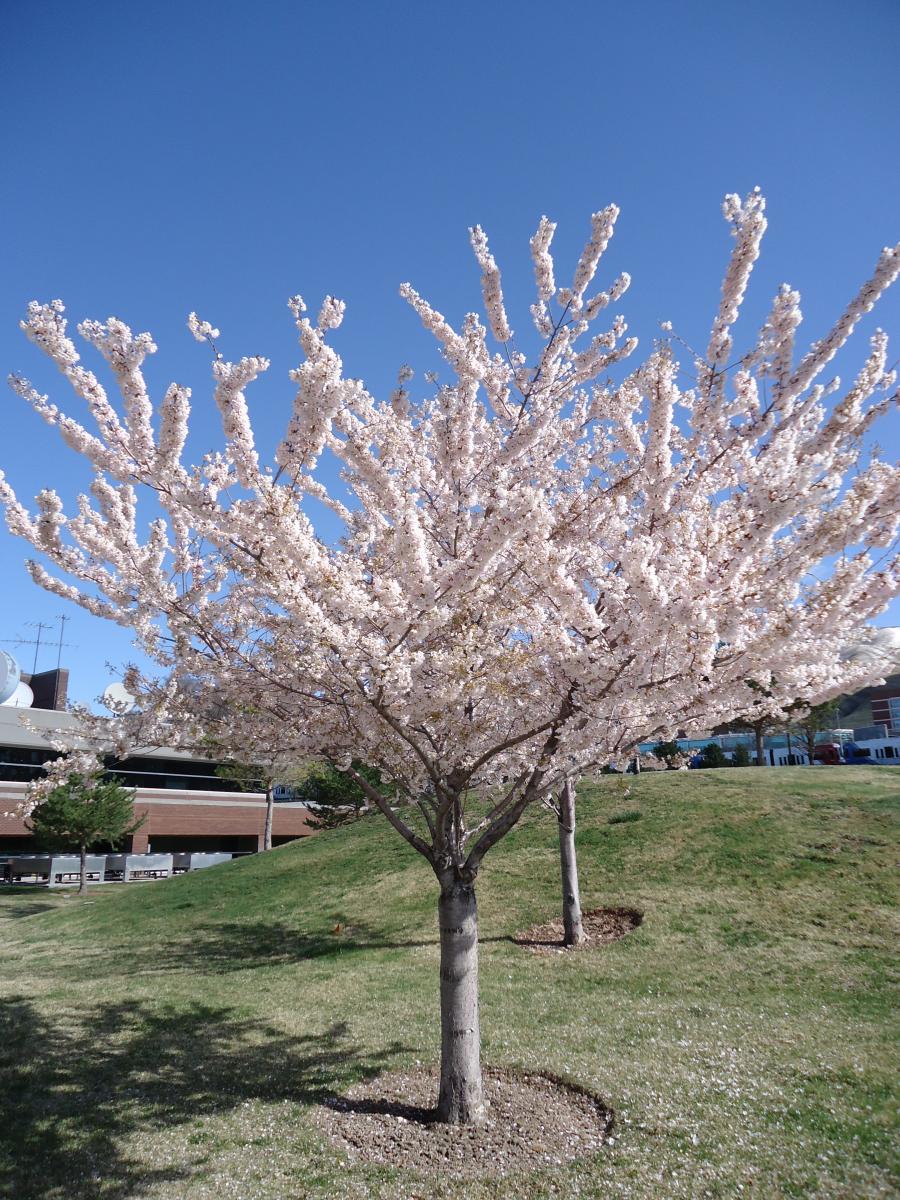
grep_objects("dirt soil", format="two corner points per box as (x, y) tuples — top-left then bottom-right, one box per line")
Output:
(313, 1066), (614, 1177)
(514, 905), (643, 954)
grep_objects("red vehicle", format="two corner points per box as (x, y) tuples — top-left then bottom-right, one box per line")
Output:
(813, 743), (842, 765)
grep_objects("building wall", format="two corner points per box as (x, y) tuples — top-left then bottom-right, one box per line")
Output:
(0, 705), (315, 853)
(0, 781), (314, 853)
(871, 691), (900, 735)
(840, 672), (900, 732)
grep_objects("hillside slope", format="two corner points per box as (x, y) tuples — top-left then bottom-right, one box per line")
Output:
(1, 767), (897, 1199)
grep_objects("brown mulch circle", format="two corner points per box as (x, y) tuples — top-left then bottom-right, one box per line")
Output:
(514, 906), (643, 954)
(314, 1066), (613, 1177)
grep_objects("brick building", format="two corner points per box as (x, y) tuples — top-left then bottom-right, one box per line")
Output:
(838, 672), (900, 735)
(0, 683), (314, 854)
(869, 676), (900, 736)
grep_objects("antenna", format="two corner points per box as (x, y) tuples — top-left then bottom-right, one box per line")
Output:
(56, 614), (71, 669)
(1, 621), (53, 673)
(2, 615), (76, 673)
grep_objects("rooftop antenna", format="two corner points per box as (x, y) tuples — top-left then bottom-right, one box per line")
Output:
(2, 616), (76, 674)
(55, 614), (71, 669)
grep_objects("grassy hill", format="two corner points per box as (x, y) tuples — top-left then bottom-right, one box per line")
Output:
(1, 767), (897, 1199)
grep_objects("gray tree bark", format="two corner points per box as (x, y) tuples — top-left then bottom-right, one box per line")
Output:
(755, 726), (766, 766)
(263, 782), (274, 851)
(78, 844), (88, 895)
(558, 778), (585, 947)
(437, 878), (485, 1124)
(805, 729), (816, 765)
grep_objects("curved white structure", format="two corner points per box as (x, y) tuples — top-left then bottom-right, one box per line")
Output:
(0, 652), (21, 705)
(2, 680), (34, 708)
(102, 681), (136, 713)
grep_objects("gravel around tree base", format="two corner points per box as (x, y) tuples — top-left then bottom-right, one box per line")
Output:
(313, 1065), (614, 1177)
(515, 905), (643, 954)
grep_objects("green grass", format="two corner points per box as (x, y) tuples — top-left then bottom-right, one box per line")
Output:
(1, 766), (898, 1199)
(607, 807), (642, 824)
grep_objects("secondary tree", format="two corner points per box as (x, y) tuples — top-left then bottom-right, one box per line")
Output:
(213, 758), (283, 851)
(3, 191), (898, 1123)
(790, 698), (840, 765)
(292, 760), (385, 829)
(544, 777), (585, 945)
(205, 713), (309, 851)
(27, 767), (143, 894)
(715, 677), (804, 767)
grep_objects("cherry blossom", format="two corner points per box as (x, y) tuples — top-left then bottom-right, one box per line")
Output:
(2, 191), (898, 1123)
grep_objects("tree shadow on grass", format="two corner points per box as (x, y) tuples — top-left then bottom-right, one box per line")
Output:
(0, 900), (58, 920)
(152, 919), (420, 972)
(0, 886), (62, 921)
(73, 920), (515, 981)
(0, 995), (409, 1200)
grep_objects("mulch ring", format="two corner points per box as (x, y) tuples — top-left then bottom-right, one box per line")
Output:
(313, 1065), (614, 1177)
(514, 906), (643, 954)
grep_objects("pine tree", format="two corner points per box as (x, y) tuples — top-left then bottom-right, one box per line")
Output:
(27, 772), (144, 894)
(698, 743), (729, 769)
(732, 743), (752, 767)
(292, 761), (385, 829)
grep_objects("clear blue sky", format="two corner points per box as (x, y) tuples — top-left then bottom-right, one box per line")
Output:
(1, 0), (898, 704)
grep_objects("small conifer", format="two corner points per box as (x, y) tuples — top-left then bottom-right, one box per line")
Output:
(28, 772), (144, 894)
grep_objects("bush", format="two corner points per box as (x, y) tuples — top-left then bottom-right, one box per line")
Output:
(651, 740), (689, 770)
(732, 743), (751, 767)
(653, 740), (681, 762)
(697, 742), (728, 769)
(292, 760), (385, 827)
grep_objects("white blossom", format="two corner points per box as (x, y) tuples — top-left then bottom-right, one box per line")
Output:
(0, 192), (897, 876)
(187, 312), (220, 343)
(469, 225), (512, 343)
(317, 296), (346, 331)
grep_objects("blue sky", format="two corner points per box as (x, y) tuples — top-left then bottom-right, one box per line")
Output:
(1, 0), (898, 704)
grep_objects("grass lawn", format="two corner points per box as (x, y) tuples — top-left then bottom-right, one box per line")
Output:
(1, 766), (897, 1199)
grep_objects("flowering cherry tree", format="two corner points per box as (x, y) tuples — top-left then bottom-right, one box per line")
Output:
(199, 704), (313, 851)
(547, 775), (586, 945)
(2, 191), (898, 1123)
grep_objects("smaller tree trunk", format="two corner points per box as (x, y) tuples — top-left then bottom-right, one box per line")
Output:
(263, 782), (274, 851)
(78, 845), (88, 895)
(755, 725), (766, 767)
(805, 729), (816, 765)
(437, 877), (484, 1124)
(558, 778), (584, 947)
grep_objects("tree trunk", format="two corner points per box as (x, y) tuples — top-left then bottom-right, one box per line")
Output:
(263, 783), (274, 851)
(805, 730), (816, 765)
(437, 877), (484, 1124)
(755, 725), (766, 766)
(558, 779), (584, 947)
(79, 845), (88, 895)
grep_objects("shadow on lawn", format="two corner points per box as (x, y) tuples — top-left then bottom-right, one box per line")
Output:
(0, 886), (62, 921)
(81, 920), (517, 979)
(0, 900), (58, 920)
(0, 996), (408, 1200)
